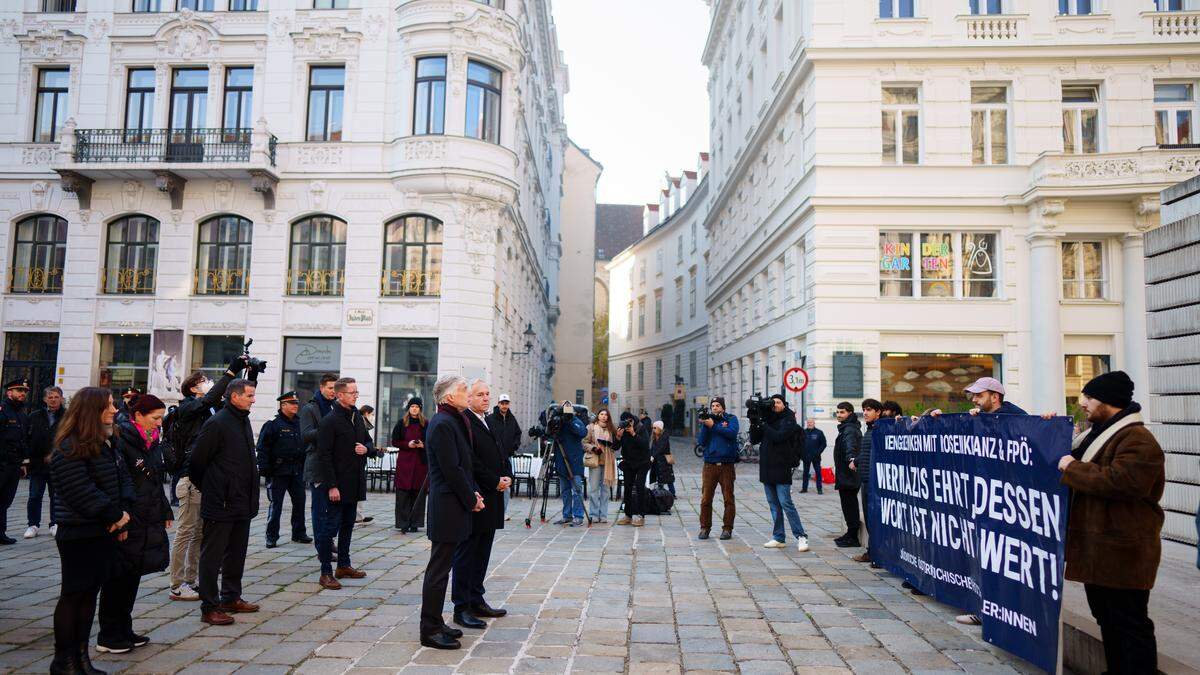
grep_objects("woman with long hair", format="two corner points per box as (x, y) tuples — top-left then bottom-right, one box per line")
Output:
(649, 420), (675, 496)
(97, 394), (173, 654)
(583, 409), (617, 523)
(392, 398), (428, 531)
(49, 387), (133, 675)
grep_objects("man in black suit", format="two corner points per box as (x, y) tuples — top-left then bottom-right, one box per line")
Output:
(419, 375), (483, 650)
(452, 379), (513, 629)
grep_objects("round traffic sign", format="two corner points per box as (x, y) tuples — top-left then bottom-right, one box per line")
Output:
(784, 367), (810, 393)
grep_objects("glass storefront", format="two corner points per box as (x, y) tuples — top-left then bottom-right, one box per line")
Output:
(98, 333), (150, 398)
(190, 335), (245, 382)
(2, 332), (59, 410)
(282, 337), (341, 404)
(377, 338), (438, 448)
(880, 352), (1002, 416)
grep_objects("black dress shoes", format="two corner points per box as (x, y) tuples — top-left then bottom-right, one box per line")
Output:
(420, 632), (461, 650)
(441, 625), (463, 639)
(471, 602), (506, 618)
(292, 535), (313, 544)
(265, 540), (277, 549)
(453, 610), (487, 629)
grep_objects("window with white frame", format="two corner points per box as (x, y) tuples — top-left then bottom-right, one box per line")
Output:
(637, 296), (645, 337)
(879, 231), (999, 299)
(655, 359), (662, 389)
(879, 0), (916, 18)
(690, 222), (697, 251)
(1154, 82), (1195, 146)
(676, 235), (683, 260)
(1154, 0), (1200, 10)
(654, 289), (663, 333)
(1058, 0), (1095, 15)
(688, 267), (697, 318)
(625, 363), (632, 390)
(655, 248), (663, 276)
(637, 362), (644, 390)
(674, 277), (683, 326)
(969, 0), (1004, 13)
(674, 354), (681, 383)
(1061, 241), (1106, 300)
(882, 86), (920, 165)
(625, 302), (633, 341)
(1062, 85), (1101, 155)
(971, 85), (1009, 165)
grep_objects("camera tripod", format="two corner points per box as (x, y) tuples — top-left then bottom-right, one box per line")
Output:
(524, 435), (590, 528)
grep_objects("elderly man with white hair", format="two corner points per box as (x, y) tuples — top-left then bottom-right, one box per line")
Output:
(418, 375), (483, 650)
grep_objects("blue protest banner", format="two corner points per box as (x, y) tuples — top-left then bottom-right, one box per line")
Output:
(870, 413), (1073, 673)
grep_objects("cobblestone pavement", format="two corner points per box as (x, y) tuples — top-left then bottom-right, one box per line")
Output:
(1, 453), (1037, 674)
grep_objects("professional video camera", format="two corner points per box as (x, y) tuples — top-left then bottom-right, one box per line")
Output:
(242, 338), (268, 375)
(530, 402), (589, 439)
(744, 393), (772, 430)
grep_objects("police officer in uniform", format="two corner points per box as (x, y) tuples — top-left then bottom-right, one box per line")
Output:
(257, 391), (312, 548)
(0, 378), (32, 545)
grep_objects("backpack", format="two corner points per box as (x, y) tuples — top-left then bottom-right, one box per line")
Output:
(161, 404), (184, 474)
(789, 425), (805, 469)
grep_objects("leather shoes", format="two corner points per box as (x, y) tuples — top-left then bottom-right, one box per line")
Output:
(318, 574), (342, 590)
(201, 610), (234, 626)
(471, 602), (506, 618)
(719, 530), (732, 540)
(219, 598), (259, 613)
(292, 535), (313, 544)
(698, 529), (710, 540)
(453, 610), (487, 629)
(265, 540), (277, 549)
(441, 625), (463, 639)
(420, 632), (461, 650)
(334, 566), (366, 579)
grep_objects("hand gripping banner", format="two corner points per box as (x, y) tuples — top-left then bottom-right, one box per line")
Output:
(870, 414), (1073, 672)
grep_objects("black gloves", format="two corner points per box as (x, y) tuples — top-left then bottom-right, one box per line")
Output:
(227, 354), (248, 375)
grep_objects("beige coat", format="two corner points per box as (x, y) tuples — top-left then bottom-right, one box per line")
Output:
(583, 423), (617, 487)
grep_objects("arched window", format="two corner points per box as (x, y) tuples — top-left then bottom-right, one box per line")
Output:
(195, 215), (252, 295)
(9, 214), (66, 294)
(382, 215), (442, 296)
(288, 215), (346, 296)
(104, 215), (159, 294)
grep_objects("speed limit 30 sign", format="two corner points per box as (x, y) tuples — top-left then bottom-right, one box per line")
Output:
(784, 367), (810, 393)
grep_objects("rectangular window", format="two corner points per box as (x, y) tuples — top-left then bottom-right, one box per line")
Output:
(688, 268), (697, 318)
(655, 359), (662, 389)
(637, 362), (644, 390)
(133, 0), (164, 10)
(674, 278), (684, 326)
(466, 60), (502, 144)
(124, 69), (155, 142)
(882, 86), (920, 165)
(222, 67), (253, 134)
(413, 56), (447, 135)
(377, 338), (438, 443)
(168, 67), (208, 156)
(675, 354), (681, 383)
(575, 389), (584, 405)
(1156, 0), (1200, 9)
(677, 235), (683, 260)
(283, 337), (342, 405)
(879, 231), (999, 299)
(314, 0), (349, 8)
(98, 334), (151, 399)
(971, 85), (1009, 165)
(177, 0), (214, 9)
(1061, 241), (1106, 299)
(689, 351), (697, 387)
(691, 222), (698, 252)
(33, 68), (69, 143)
(189, 335), (244, 382)
(229, 0), (258, 9)
(969, 0), (1003, 13)
(654, 289), (663, 333)
(1058, 0), (1093, 15)
(42, 0), (77, 11)
(637, 296), (646, 337)
(307, 66), (345, 142)
(879, 0), (916, 18)
(1154, 82), (1195, 147)
(625, 363), (632, 390)
(1062, 85), (1100, 154)
(626, 302), (633, 341)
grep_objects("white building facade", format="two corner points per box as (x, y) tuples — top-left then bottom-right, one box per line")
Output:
(0, 0), (568, 437)
(607, 154), (709, 430)
(702, 0), (1200, 429)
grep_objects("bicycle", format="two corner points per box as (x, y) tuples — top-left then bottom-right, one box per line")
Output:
(736, 434), (759, 463)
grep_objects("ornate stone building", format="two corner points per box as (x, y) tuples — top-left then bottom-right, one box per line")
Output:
(0, 0), (569, 437)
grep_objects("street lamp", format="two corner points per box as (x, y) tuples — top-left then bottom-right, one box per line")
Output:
(512, 323), (536, 429)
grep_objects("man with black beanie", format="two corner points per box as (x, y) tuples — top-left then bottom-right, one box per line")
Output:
(1058, 371), (1164, 675)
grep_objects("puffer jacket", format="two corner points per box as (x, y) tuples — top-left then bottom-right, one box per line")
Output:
(113, 422), (173, 575)
(857, 420), (875, 486)
(50, 438), (135, 541)
(833, 417), (862, 490)
(649, 433), (674, 485)
(698, 413), (740, 464)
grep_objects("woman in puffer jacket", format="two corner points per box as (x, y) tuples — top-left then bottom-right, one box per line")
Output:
(97, 394), (174, 654)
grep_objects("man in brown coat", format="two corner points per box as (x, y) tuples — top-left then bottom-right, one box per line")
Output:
(1058, 371), (1163, 675)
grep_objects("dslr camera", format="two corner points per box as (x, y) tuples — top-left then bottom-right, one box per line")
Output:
(696, 406), (712, 422)
(242, 338), (268, 375)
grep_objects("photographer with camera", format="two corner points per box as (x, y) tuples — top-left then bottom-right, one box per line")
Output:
(696, 397), (740, 540)
(753, 395), (809, 552)
(615, 412), (651, 527)
(256, 392), (310, 549)
(550, 402), (588, 527)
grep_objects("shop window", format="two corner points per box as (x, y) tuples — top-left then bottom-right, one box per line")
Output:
(377, 338), (438, 447)
(98, 334), (151, 399)
(880, 352), (1001, 415)
(282, 337), (341, 405)
(190, 335), (244, 382)
(2, 332), (59, 410)
(879, 231), (998, 298)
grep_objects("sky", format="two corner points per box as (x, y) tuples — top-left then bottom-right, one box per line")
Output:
(553, 0), (711, 206)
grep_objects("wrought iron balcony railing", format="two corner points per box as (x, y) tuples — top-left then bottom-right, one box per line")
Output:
(381, 269), (442, 297)
(73, 128), (276, 166)
(8, 266), (63, 294)
(287, 269), (345, 297)
(101, 267), (156, 295)
(194, 268), (249, 296)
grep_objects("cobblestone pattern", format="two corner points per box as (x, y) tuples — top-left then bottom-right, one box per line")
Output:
(0, 455), (1038, 673)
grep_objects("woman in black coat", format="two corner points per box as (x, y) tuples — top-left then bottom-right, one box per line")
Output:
(615, 413), (652, 526)
(98, 394), (174, 654)
(49, 387), (133, 675)
(648, 421), (675, 495)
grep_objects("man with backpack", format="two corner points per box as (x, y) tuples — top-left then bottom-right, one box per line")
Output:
(752, 395), (808, 552)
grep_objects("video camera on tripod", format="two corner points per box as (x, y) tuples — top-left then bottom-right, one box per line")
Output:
(524, 401), (592, 528)
(528, 401), (590, 440)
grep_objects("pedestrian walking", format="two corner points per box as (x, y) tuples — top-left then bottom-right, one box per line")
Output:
(800, 419), (825, 494)
(697, 397), (739, 540)
(583, 409), (617, 523)
(419, 375), (483, 650)
(98, 394), (173, 653)
(485, 394), (521, 520)
(189, 379), (261, 626)
(0, 377), (32, 545)
(754, 395), (809, 552)
(48, 386), (131, 675)
(1059, 371), (1164, 675)
(311, 378), (378, 589)
(648, 420), (675, 496)
(832, 402), (862, 548)
(257, 392), (311, 548)
(391, 398), (428, 531)
(850, 399), (882, 563)
(25, 385), (64, 539)
(616, 412), (651, 527)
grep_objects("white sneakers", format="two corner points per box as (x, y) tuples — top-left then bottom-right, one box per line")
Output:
(170, 583), (200, 601)
(763, 539), (786, 548)
(49, 524), (57, 536)
(797, 536), (810, 552)
(23, 526), (37, 539)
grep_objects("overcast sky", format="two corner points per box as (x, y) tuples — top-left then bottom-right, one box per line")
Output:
(553, 0), (711, 206)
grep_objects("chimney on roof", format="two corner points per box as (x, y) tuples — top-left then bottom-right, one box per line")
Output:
(658, 188), (670, 224)
(698, 152), (710, 179)
(682, 170), (698, 203)
(643, 204), (659, 235)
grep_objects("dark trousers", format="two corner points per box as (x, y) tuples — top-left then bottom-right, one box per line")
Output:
(265, 474), (307, 543)
(838, 487), (860, 537)
(27, 471), (56, 527)
(420, 540), (457, 637)
(800, 456), (823, 493)
(97, 570), (140, 644)
(311, 487), (356, 575)
(623, 466), (650, 517)
(0, 466), (21, 535)
(198, 519), (250, 613)
(1084, 584), (1157, 675)
(395, 488), (426, 530)
(451, 528), (496, 612)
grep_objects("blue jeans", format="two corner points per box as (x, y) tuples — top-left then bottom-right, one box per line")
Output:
(27, 472), (56, 527)
(763, 483), (806, 542)
(311, 487), (356, 575)
(559, 474), (584, 520)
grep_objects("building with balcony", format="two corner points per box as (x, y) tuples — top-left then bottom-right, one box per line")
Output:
(606, 153), (709, 430)
(0, 0), (570, 438)
(701, 0), (1199, 433)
